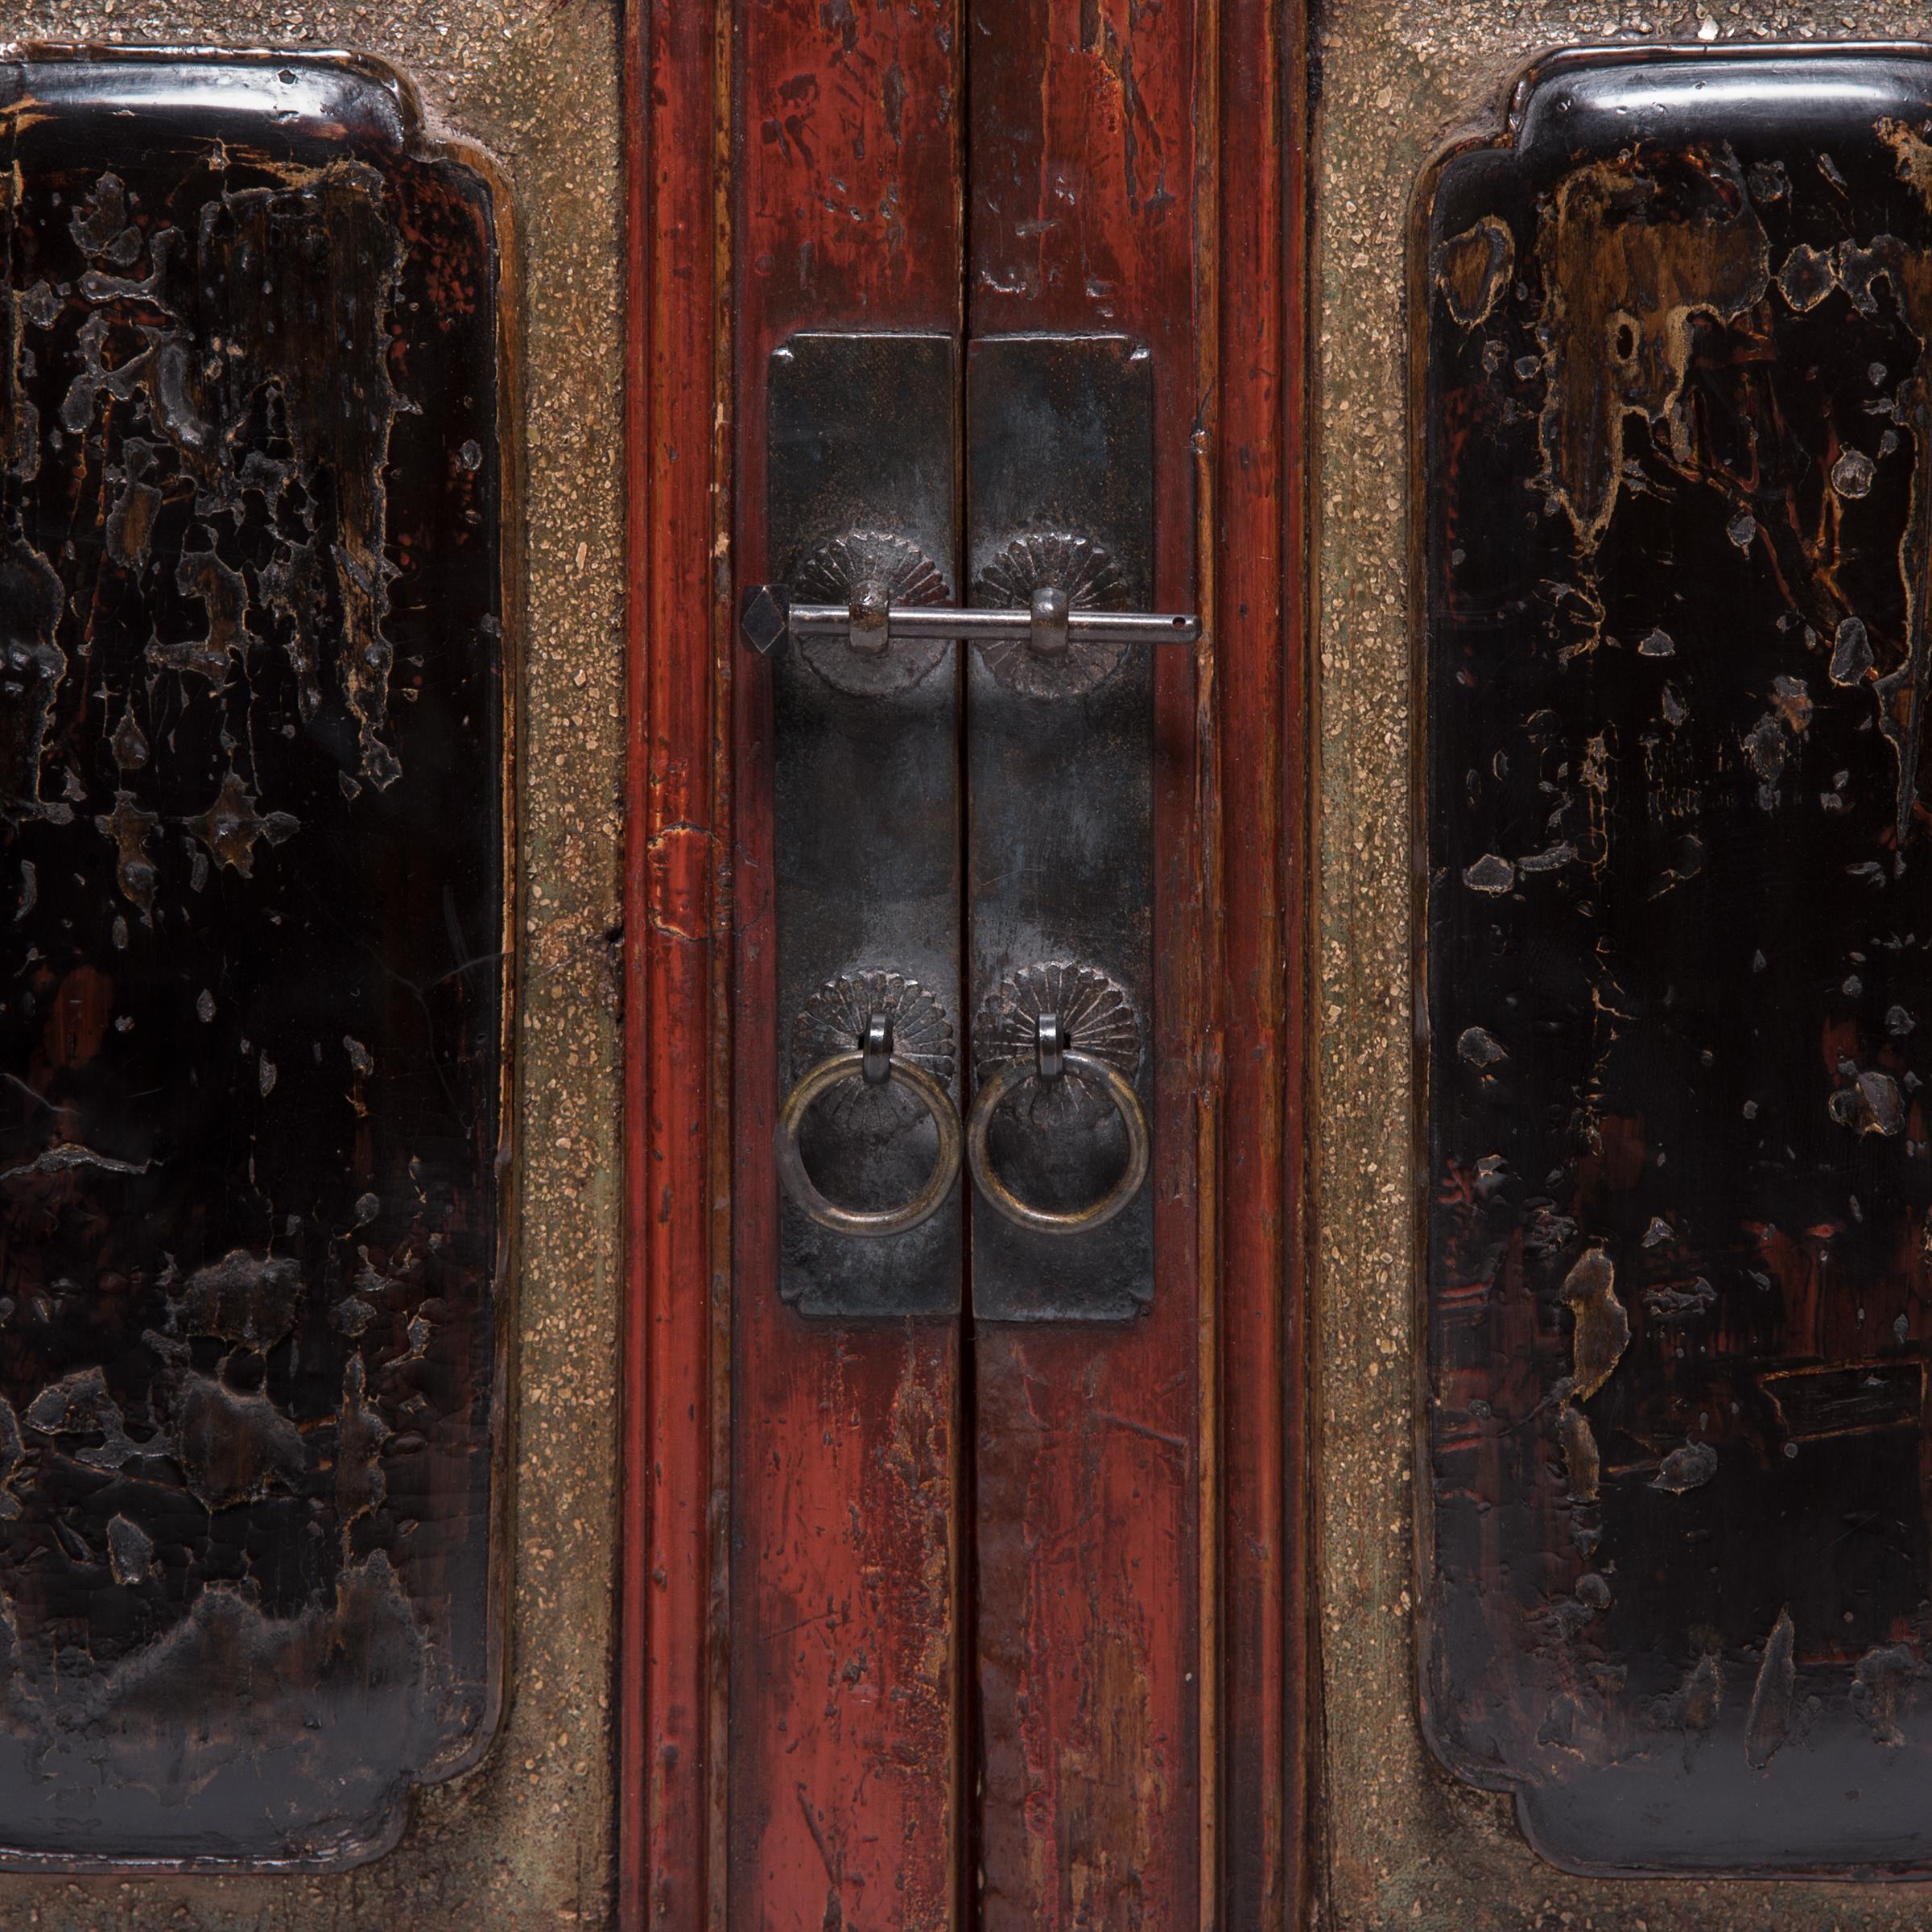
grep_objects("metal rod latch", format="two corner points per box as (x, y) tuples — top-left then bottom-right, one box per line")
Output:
(739, 582), (1200, 658)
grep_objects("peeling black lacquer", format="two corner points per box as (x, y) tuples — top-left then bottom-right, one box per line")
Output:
(0, 52), (506, 1868)
(1422, 47), (1932, 1876)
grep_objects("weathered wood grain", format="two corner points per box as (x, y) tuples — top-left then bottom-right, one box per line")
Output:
(965, 2), (1205, 1922)
(728, 2), (966, 1926)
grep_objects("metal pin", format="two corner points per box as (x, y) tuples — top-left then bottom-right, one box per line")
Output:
(1028, 584), (1071, 658)
(861, 1012), (894, 1084)
(848, 583), (890, 658)
(1034, 1011), (1064, 1081)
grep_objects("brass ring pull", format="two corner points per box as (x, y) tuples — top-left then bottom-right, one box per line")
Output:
(965, 1046), (1150, 1236)
(774, 1047), (963, 1236)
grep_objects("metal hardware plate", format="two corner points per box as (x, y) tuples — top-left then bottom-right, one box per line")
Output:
(1423, 47), (1932, 1876)
(767, 332), (962, 1317)
(966, 336), (1155, 1321)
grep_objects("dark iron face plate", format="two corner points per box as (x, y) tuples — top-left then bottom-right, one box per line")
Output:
(766, 332), (964, 1318)
(1422, 45), (1932, 1876)
(0, 49), (506, 1868)
(967, 334), (1155, 1322)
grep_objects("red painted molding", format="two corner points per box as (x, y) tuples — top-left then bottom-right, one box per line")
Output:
(1215, 4), (1312, 1922)
(621, 0), (724, 1924)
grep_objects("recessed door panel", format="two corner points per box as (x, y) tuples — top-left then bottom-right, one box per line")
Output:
(0, 51), (507, 1869)
(1422, 45), (1932, 1876)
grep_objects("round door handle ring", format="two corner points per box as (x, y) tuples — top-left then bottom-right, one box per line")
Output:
(775, 1051), (963, 1236)
(965, 1050), (1150, 1236)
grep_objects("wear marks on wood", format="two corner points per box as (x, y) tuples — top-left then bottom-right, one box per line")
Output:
(733, 1335), (957, 1928)
(745, 0), (956, 315)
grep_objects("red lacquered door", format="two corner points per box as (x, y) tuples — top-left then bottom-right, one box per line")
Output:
(623, 2), (1307, 1925)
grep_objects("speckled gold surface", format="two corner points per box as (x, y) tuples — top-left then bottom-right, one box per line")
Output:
(0, 6), (621, 1925)
(1316, 6), (1932, 1926)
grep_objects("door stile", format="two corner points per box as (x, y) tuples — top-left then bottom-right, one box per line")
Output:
(1279, 9), (1313, 1917)
(1213, 0), (1308, 1924)
(624, 0), (730, 1924)
(1196, 2), (1224, 1922)
(1196, 2), (1223, 1917)
(728, 5), (968, 1928)
(964, 2), (1208, 1922)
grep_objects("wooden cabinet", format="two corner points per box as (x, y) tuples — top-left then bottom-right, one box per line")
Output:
(19, 6), (1932, 1929)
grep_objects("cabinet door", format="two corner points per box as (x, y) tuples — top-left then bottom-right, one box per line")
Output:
(624, 0), (1307, 1926)
(0, 8), (625, 1918)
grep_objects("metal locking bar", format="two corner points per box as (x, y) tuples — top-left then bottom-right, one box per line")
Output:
(739, 583), (1200, 661)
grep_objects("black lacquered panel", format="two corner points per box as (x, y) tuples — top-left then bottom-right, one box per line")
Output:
(0, 52), (505, 1866)
(1423, 46), (1932, 1876)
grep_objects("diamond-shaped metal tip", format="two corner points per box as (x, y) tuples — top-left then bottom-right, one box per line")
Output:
(740, 584), (790, 655)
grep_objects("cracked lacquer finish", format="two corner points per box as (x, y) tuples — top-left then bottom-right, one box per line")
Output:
(1422, 46), (1932, 1875)
(0, 51), (505, 1868)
